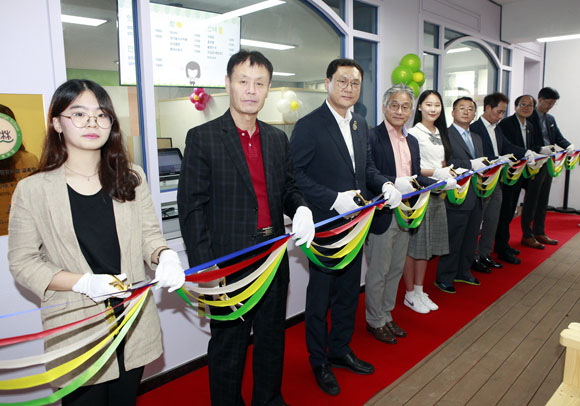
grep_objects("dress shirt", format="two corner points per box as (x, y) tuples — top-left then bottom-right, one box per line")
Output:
(237, 124), (272, 228)
(453, 123), (475, 157)
(518, 117), (527, 148)
(326, 99), (355, 170)
(481, 116), (499, 156)
(385, 119), (412, 177)
(536, 109), (550, 146)
(407, 123), (445, 169)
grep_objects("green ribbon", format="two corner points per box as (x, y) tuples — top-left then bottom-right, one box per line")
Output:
(177, 245), (286, 321)
(0, 291), (148, 406)
(300, 210), (374, 271)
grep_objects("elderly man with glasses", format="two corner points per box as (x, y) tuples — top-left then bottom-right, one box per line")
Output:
(364, 84), (436, 344)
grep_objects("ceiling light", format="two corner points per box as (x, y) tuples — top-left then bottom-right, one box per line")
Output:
(273, 72), (295, 76)
(447, 47), (471, 54)
(201, 0), (285, 27)
(241, 39), (295, 50)
(537, 33), (580, 43)
(61, 14), (107, 27)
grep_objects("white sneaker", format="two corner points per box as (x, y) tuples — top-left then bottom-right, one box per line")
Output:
(419, 292), (439, 311)
(404, 293), (430, 314)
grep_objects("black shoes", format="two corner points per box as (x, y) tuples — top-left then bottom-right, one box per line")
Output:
(328, 352), (374, 375)
(507, 247), (520, 255)
(498, 251), (521, 264)
(480, 256), (503, 269)
(385, 321), (407, 338)
(471, 258), (492, 274)
(313, 364), (340, 396)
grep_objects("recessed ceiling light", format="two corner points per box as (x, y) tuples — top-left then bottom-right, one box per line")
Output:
(273, 72), (296, 76)
(241, 39), (295, 50)
(537, 33), (580, 43)
(447, 47), (471, 54)
(61, 14), (107, 27)
(201, 0), (285, 27)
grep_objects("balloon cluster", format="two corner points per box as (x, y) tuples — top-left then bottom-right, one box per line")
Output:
(391, 53), (425, 98)
(190, 87), (211, 111)
(276, 90), (303, 123)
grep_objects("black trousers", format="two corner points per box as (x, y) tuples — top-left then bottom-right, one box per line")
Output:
(207, 236), (289, 406)
(521, 166), (551, 238)
(436, 204), (482, 285)
(495, 179), (525, 254)
(305, 250), (363, 368)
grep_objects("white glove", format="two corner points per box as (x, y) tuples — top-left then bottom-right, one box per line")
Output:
(394, 175), (416, 195)
(566, 144), (576, 155)
(153, 250), (185, 292)
(470, 157), (487, 171)
(331, 190), (360, 215)
(72, 273), (131, 303)
(540, 145), (554, 155)
(442, 177), (458, 191)
(381, 182), (402, 209)
(292, 206), (315, 248)
(433, 167), (453, 180)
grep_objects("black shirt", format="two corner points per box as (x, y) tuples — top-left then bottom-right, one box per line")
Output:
(68, 185), (121, 276)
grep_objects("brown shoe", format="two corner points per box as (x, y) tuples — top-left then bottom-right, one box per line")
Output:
(521, 236), (545, 250)
(534, 234), (558, 245)
(366, 323), (397, 344)
(385, 321), (407, 338)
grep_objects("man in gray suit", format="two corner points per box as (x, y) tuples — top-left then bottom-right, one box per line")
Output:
(435, 97), (487, 294)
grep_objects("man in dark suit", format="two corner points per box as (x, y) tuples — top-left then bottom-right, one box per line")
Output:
(469, 93), (526, 272)
(522, 87), (574, 248)
(435, 97), (487, 294)
(495, 95), (537, 263)
(289, 58), (401, 396)
(177, 50), (315, 406)
(365, 84), (437, 344)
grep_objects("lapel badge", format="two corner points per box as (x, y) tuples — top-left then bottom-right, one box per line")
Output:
(352, 120), (358, 131)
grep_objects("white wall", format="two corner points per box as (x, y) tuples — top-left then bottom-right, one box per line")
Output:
(544, 39), (580, 210)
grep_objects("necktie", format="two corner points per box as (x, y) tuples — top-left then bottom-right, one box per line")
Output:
(462, 130), (476, 157)
(540, 115), (550, 146)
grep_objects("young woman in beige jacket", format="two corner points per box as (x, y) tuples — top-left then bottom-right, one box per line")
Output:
(8, 79), (185, 405)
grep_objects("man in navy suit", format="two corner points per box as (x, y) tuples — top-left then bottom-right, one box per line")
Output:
(522, 87), (575, 248)
(178, 50), (315, 406)
(435, 97), (487, 294)
(495, 95), (537, 263)
(365, 84), (437, 344)
(469, 93), (526, 272)
(290, 58), (401, 396)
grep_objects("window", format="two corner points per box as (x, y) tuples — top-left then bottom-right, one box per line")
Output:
(354, 38), (377, 125)
(442, 40), (498, 121)
(424, 22), (439, 49)
(423, 53), (438, 90)
(321, 0), (345, 20)
(353, 1), (377, 34)
(61, 0), (144, 167)
(503, 48), (512, 66)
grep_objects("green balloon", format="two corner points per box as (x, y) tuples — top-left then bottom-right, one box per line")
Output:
(400, 53), (421, 73)
(392, 66), (413, 85)
(408, 81), (421, 98)
(412, 70), (426, 87)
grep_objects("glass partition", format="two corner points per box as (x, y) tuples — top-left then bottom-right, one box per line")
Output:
(442, 40), (498, 123)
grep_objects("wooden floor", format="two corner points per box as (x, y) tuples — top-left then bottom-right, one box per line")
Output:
(368, 232), (580, 406)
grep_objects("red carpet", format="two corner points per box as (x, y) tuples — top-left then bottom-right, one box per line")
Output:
(138, 212), (580, 406)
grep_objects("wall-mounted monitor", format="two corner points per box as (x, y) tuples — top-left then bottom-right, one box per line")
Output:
(117, 1), (241, 87)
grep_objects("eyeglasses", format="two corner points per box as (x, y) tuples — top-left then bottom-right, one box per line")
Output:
(518, 103), (533, 108)
(456, 107), (475, 113)
(60, 112), (114, 129)
(387, 102), (412, 113)
(334, 78), (361, 90)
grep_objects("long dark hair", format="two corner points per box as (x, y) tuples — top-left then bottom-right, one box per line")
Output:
(39, 79), (140, 202)
(413, 90), (452, 164)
